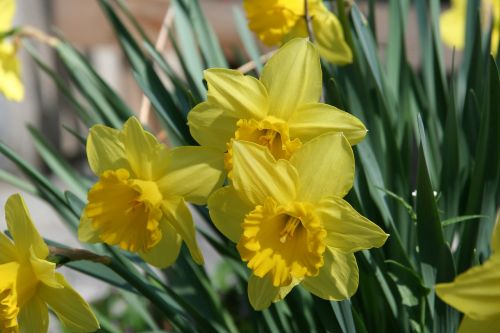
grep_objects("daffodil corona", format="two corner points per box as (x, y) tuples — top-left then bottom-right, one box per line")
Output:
(208, 133), (388, 309)
(0, 194), (99, 333)
(440, 0), (499, 55)
(0, 0), (24, 101)
(188, 38), (366, 177)
(435, 212), (500, 333)
(79, 117), (224, 268)
(243, 0), (352, 64)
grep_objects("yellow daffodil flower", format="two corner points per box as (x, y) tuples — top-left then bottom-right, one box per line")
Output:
(243, 0), (352, 64)
(0, 41), (24, 101)
(208, 133), (388, 310)
(188, 38), (366, 178)
(0, 0), (23, 101)
(435, 212), (500, 333)
(0, 194), (99, 333)
(79, 117), (224, 268)
(440, 0), (499, 55)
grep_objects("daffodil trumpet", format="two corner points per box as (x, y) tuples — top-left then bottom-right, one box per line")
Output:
(208, 132), (389, 310)
(0, 194), (99, 333)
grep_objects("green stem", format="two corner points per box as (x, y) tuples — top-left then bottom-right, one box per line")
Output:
(107, 259), (186, 331)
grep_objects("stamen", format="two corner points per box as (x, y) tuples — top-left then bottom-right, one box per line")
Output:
(279, 217), (301, 243)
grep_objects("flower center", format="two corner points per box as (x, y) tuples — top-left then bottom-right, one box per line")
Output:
(237, 198), (326, 287)
(0, 263), (20, 332)
(85, 168), (164, 253)
(224, 118), (302, 174)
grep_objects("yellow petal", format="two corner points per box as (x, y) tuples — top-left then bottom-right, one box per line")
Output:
(435, 255), (500, 320)
(288, 103), (367, 145)
(207, 186), (253, 243)
(247, 274), (281, 310)
(312, 4), (352, 65)
(155, 146), (225, 205)
(139, 218), (182, 268)
(0, 231), (17, 263)
(290, 132), (354, 202)
(458, 315), (500, 333)
(29, 249), (63, 289)
(18, 296), (48, 333)
(77, 214), (101, 244)
(302, 248), (359, 300)
(243, 0), (303, 45)
(0, 264), (19, 332)
(231, 140), (298, 205)
(260, 38), (322, 120)
(187, 103), (238, 151)
(0, 0), (15, 31)
(316, 196), (388, 252)
(161, 197), (204, 265)
(37, 273), (99, 332)
(121, 117), (161, 180)
(0, 42), (24, 102)
(86, 124), (129, 176)
(440, 0), (466, 50)
(491, 209), (500, 253)
(5, 194), (48, 261)
(204, 69), (268, 120)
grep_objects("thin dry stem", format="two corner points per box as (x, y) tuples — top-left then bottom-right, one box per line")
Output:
(17, 25), (59, 47)
(138, 6), (175, 125)
(237, 50), (277, 74)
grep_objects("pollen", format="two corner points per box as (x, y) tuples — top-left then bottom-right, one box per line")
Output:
(84, 168), (164, 253)
(224, 118), (302, 175)
(237, 198), (326, 287)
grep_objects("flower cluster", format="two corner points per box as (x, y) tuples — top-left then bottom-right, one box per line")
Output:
(75, 38), (388, 310)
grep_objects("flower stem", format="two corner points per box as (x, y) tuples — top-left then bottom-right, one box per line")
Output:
(304, 0), (316, 43)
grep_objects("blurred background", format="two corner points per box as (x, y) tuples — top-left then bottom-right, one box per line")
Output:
(0, 0), (457, 331)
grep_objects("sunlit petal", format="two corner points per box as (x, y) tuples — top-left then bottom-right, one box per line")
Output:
(204, 68), (268, 120)
(139, 219), (182, 268)
(86, 124), (129, 176)
(37, 273), (99, 332)
(261, 38), (322, 120)
(290, 133), (354, 202)
(316, 197), (388, 252)
(247, 274), (281, 311)
(156, 146), (225, 205)
(5, 194), (48, 261)
(187, 103), (238, 151)
(232, 140), (298, 205)
(289, 103), (367, 145)
(302, 248), (359, 300)
(435, 255), (500, 320)
(18, 296), (48, 333)
(161, 197), (204, 265)
(208, 186), (253, 243)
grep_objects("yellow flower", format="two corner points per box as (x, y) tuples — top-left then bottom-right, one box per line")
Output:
(79, 117), (224, 268)
(243, 0), (352, 64)
(435, 212), (500, 333)
(440, 0), (499, 55)
(208, 133), (388, 309)
(0, 194), (99, 333)
(0, 0), (23, 102)
(0, 41), (24, 102)
(188, 38), (366, 177)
